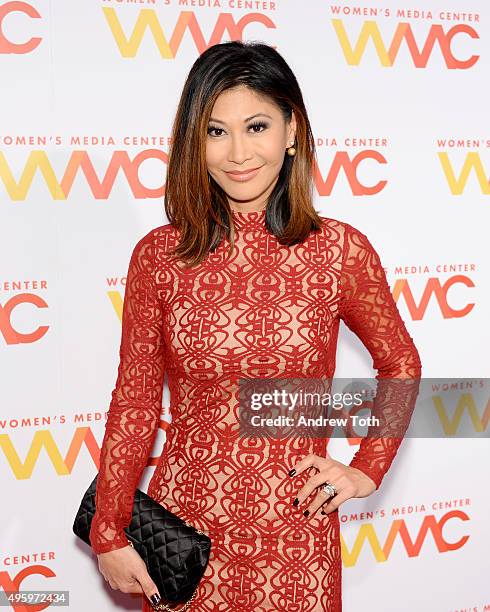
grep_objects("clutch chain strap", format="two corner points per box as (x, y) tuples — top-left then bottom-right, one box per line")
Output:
(152, 591), (197, 611)
(127, 519), (205, 611)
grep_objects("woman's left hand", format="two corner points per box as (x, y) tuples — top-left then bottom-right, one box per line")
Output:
(289, 453), (377, 516)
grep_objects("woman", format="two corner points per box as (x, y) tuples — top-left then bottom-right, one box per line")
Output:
(89, 41), (422, 611)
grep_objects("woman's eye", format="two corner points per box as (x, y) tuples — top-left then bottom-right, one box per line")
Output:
(207, 122), (268, 137)
(249, 121), (268, 133)
(207, 126), (224, 137)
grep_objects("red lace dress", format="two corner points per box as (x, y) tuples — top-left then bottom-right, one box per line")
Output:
(89, 210), (421, 611)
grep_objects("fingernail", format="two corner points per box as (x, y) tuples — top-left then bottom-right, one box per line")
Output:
(151, 593), (161, 606)
(288, 468), (296, 477)
(292, 497), (299, 506)
(303, 509), (310, 517)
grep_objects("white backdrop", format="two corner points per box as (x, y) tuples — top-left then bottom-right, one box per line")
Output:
(1, 0), (489, 610)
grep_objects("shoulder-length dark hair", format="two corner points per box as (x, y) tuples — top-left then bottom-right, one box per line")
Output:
(164, 40), (322, 267)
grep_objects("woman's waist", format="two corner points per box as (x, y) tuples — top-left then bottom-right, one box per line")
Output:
(149, 452), (336, 537)
(151, 495), (338, 545)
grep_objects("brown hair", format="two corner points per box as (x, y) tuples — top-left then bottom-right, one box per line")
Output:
(164, 40), (322, 268)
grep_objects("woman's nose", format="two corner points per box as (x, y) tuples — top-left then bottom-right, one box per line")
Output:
(228, 134), (252, 164)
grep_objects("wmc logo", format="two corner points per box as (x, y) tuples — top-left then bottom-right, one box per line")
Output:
(0, 424), (168, 479)
(0, 2), (42, 54)
(341, 511), (470, 566)
(0, 149), (169, 200)
(0, 294), (49, 344)
(391, 277), (475, 321)
(331, 19), (479, 68)
(103, 9), (276, 58)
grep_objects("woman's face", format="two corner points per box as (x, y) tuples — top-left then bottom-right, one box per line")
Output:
(205, 85), (296, 213)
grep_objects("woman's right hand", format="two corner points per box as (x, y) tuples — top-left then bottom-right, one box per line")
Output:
(96, 544), (161, 608)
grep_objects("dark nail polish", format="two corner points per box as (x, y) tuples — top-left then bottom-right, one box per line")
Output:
(151, 593), (161, 606)
(303, 509), (310, 517)
(288, 468), (296, 477)
(292, 497), (299, 506)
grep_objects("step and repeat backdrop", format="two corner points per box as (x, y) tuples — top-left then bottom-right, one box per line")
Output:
(1, 0), (489, 610)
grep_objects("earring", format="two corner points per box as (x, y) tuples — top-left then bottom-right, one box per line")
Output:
(287, 140), (296, 156)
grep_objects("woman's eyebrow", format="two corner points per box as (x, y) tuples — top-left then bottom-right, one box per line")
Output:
(208, 113), (273, 125)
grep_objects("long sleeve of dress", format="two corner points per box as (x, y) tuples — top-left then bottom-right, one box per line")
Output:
(89, 231), (166, 554)
(338, 222), (422, 490)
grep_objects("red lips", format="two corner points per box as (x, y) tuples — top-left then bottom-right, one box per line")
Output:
(226, 166), (261, 175)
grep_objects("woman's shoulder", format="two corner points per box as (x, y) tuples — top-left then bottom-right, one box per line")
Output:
(318, 215), (375, 245)
(316, 216), (382, 264)
(132, 223), (179, 251)
(317, 215), (357, 243)
(318, 215), (364, 235)
(125, 224), (181, 273)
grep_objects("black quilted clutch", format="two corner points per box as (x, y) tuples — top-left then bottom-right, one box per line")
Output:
(72, 474), (211, 610)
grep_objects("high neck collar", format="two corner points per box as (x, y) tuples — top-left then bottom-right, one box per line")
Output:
(231, 208), (266, 230)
